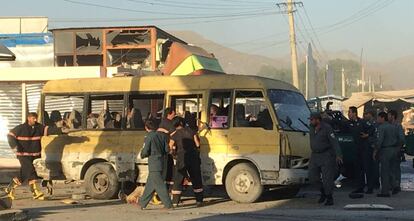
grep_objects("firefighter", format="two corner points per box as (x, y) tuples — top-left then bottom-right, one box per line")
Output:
(5, 112), (48, 200)
(170, 117), (203, 207)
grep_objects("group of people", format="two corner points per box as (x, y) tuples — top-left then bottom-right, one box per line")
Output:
(309, 106), (405, 206)
(138, 107), (204, 210)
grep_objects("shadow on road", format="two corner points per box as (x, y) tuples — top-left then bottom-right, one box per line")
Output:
(25, 200), (123, 220)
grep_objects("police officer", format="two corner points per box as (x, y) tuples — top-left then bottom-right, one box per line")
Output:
(346, 106), (370, 194)
(139, 119), (173, 209)
(170, 117), (203, 207)
(309, 112), (343, 206)
(363, 111), (380, 193)
(374, 112), (400, 197)
(5, 112), (47, 200)
(387, 110), (405, 194)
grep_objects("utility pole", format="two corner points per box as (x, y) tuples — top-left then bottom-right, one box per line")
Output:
(276, 1), (302, 89)
(341, 66), (346, 97)
(368, 75), (372, 92)
(360, 48), (365, 92)
(305, 54), (309, 99)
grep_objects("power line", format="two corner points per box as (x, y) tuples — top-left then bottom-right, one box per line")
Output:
(50, 10), (281, 24)
(295, 8), (324, 62)
(151, 0), (273, 7)
(301, 6), (328, 60)
(62, 0), (270, 16)
(125, 0), (271, 10)
(314, 0), (395, 35)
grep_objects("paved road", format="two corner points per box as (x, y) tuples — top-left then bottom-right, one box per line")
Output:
(3, 159), (414, 221)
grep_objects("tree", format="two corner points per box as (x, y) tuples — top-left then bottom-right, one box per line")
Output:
(257, 65), (292, 83)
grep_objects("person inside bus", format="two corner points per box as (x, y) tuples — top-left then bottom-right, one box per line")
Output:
(111, 112), (122, 129)
(257, 109), (273, 130)
(209, 105), (227, 128)
(234, 104), (249, 127)
(67, 110), (82, 130)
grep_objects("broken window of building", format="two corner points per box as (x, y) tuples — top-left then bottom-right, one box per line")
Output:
(75, 31), (102, 54)
(106, 29), (151, 47)
(106, 49), (151, 69)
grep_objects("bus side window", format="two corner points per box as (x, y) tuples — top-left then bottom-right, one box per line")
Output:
(44, 95), (84, 133)
(171, 94), (202, 132)
(127, 93), (165, 130)
(209, 91), (231, 129)
(88, 94), (124, 129)
(233, 91), (273, 130)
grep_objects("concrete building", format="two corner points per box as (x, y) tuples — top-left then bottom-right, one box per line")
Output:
(0, 18), (188, 157)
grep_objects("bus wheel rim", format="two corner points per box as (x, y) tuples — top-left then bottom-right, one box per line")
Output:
(234, 171), (253, 193)
(93, 173), (109, 193)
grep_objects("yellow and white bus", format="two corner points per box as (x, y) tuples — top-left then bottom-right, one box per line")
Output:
(34, 74), (311, 203)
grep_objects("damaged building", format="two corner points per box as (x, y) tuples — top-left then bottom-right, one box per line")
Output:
(0, 19), (224, 157)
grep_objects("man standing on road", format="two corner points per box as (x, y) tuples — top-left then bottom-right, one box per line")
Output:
(139, 119), (173, 210)
(5, 112), (47, 200)
(309, 112), (343, 206)
(363, 111), (380, 193)
(346, 106), (370, 194)
(387, 110), (405, 194)
(374, 112), (400, 197)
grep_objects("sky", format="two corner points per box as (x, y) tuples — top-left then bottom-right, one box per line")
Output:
(0, 0), (412, 62)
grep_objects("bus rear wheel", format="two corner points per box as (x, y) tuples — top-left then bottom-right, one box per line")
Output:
(225, 163), (263, 203)
(84, 162), (119, 200)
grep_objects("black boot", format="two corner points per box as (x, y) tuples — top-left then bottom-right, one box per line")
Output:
(324, 195), (333, 206)
(172, 194), (181, 207)
(195, 192), (204, 207)
(318, 188), (326, 204)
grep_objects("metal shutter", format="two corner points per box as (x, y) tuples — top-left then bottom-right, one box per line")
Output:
(0, 82), (22, 158)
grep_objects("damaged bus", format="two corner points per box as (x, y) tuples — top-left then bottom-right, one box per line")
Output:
(34, 74), (311, 203)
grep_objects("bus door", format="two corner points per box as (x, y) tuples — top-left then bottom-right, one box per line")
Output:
(227, 90), (280, 172)
(200, 91), (232, 184)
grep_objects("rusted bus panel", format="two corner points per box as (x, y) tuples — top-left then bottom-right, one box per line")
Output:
(38, 130), (146, 181)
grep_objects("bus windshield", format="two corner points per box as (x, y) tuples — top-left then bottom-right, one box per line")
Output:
(268, 89), (310, 132)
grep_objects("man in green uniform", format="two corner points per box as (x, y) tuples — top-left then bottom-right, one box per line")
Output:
(387, 110), (405, 194)
(139, 119), (173, 209)
(309, 112), (343, 206)
(374, 112), (400, 197)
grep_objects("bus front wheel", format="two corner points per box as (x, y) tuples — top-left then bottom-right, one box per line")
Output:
(225, 163), (263, 203)
(84, 162), (119, 200)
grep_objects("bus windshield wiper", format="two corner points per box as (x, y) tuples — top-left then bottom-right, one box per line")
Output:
(298, 118), (309, 130)
(280, 118), (299, 131)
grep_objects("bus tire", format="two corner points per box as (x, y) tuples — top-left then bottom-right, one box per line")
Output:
(84, 162), (119, 200)
(225, 162), (263, 203)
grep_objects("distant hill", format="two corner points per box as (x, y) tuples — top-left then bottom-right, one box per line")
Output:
(170, 30), (414, 90)
(170, 31), (290, 75)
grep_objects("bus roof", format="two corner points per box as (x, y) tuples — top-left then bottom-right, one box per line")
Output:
(42, 74), (299, 94)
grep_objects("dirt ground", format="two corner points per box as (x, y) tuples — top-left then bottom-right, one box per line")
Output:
(2, 160), (414, 221)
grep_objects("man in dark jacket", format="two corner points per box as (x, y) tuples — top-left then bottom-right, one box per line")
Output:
(139, 119), (173, 209)
(5, 112), (47, 200)
(309, 112), (343, 206)
(345, 106), (370, 194)
(170, 117), (203, 207)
